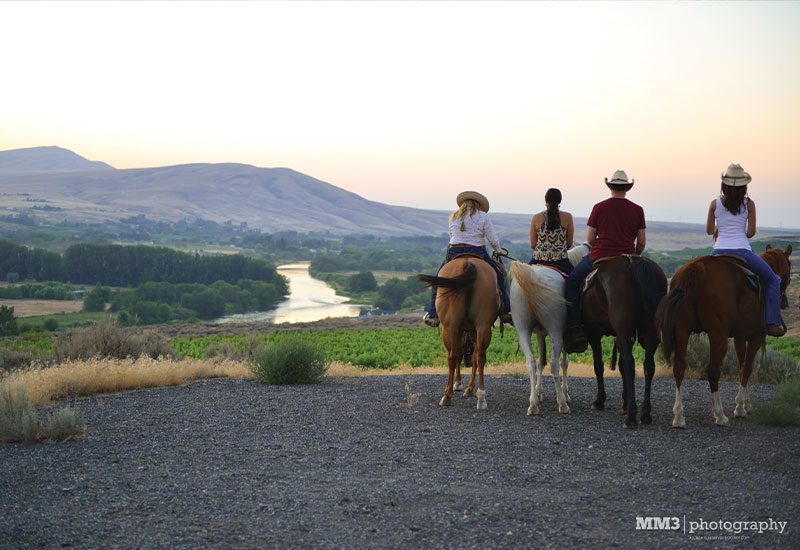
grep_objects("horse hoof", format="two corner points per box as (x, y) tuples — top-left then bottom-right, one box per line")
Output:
(672, 417), (686, 429)
(527, 406), (539, 416)
(477, 402), (488, 411)
(462, 389), (474, 398)
(592, 400), (605, 411)
(624, 419), (639, 429)
(453, 382), (464, 392)
(558, 404), (571, 414)
(640, 415), (652, 425)
(733, 406), (747, 418)
(715, 416), (730, 427)
(439, 397), (452, 407)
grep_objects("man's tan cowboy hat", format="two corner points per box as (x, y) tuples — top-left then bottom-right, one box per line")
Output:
(457, 191), (489, 212)
(605, 170), (634, 186)
(721, 163), (751, 187)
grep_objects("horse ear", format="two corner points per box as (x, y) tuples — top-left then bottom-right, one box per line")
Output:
(785, 244), (792, 257)
(765, 244), (772, 251)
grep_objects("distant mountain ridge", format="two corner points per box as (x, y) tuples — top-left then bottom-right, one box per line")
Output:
(0, 146), (114, 172)
(0, 146), (795, 247)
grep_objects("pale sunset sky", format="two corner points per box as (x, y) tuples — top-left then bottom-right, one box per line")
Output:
(1, 1), (798, 228)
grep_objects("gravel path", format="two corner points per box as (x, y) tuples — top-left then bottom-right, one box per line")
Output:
(2, 375), (798, 549)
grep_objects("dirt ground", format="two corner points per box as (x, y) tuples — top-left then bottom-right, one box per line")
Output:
(0, 299), (84, 318)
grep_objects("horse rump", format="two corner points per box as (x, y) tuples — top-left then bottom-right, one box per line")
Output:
(654, 259), (705, 366)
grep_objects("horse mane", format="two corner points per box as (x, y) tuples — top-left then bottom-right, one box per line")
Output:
(509, 261), (566, 320)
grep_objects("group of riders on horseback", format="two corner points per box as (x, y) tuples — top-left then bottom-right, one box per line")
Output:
(423, 163), (787, 341)
(419, 164), (792, 427)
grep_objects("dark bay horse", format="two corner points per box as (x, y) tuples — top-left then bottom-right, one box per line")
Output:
(582, 255), (668, 428)
(418, 255), (498, 409)
(655, 245), (792, 428)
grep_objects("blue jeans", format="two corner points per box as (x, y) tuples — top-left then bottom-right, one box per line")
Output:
(565, 255), (594, 328)
(713, 248), (783, 326)
(427, 245), (510, 317)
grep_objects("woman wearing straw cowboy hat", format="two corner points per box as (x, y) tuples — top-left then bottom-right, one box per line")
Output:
(564, 170), (647, 352)
(422, 190), (512, 327)
(707, 163), (785, 337)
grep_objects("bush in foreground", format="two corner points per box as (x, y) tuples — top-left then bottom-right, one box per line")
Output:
(0, 384), (85, 443)
(753, 379), (800, 426)
(250, 339), (327, 385)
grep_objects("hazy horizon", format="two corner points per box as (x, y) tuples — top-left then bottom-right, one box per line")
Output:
(1, 1), (798, 228)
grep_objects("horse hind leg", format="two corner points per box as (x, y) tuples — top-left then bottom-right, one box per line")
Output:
(549, 332), (570, 414)
(590, 336), (606, 410)
(672, 326), (690, 429)
(474, 327), (492, 410)
(640, 338), (657, 425)
(440, 330), (463, 407)
(707, 334), (730, 427)
(734, 337), (760, 418)
(560, 346), (571, 403)
(517, 325), (540, 415)
(536, 333), (546, 403)
(617, 335), (639, 428)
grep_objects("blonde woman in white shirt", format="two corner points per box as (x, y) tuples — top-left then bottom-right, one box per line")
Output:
(423, 191), (511, 327)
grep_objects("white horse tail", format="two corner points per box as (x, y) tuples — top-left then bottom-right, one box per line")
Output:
(509, 261), (567, 320)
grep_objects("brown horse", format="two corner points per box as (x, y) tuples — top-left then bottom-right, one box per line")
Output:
(655, 245), (792, 428)
(582, 256), (667, 428)
(418, 255), (499, 409)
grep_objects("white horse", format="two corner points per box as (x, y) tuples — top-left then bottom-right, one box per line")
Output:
(509, 244), (590, 415)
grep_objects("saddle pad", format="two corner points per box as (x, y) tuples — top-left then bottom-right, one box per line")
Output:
(534, 264), (569, 278)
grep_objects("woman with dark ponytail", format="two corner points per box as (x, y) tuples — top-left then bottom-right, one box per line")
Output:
(529, 188), (574, 273)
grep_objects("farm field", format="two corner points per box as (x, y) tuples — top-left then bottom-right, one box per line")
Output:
(0, 299), (83, 318)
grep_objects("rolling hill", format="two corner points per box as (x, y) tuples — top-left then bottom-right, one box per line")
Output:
(0, 146), (795, 247)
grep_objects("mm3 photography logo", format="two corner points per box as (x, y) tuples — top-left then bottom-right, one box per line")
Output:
(635, 516), (789, 539)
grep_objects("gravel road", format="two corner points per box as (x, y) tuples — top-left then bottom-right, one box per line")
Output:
(1, 375), (798, 549)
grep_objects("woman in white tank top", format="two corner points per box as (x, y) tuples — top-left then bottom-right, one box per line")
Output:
(706, 163), (785, 336)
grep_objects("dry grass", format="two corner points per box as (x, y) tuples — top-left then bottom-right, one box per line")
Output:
(0, 299), (84, 318)
(2, 357), (249, 407)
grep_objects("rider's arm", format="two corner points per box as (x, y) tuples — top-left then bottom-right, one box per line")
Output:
(635, 229), (646, 254)
(586, 226), (597, 247)
(746, 199), (757, 238)
(706, 199), (716, 235)
(565, 213), (574, 248)
(529, 214), (539, 249)
(484, 215), (502, 253)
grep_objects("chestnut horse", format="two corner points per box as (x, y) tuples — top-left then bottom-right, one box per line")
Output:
(418, 255), (498, 410)
(655, 245), (792, 428)
(582, 256), (668, 428)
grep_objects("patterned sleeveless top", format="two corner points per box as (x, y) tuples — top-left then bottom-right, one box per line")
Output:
(532, 224), (569, 261)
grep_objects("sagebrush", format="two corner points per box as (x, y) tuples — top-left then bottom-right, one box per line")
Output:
(753, 379), (800, 426)
(53, 322), (175, 362)
(0, 384), (85, 443)
(250, 339), (328, 385)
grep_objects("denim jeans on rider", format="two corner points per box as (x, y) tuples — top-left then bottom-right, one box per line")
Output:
(565, 255), (594, 329)
(712, 248), (783, 326)
(426, 245), (510, 318)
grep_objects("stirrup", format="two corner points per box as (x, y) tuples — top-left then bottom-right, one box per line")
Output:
(423, 312), (440, 328)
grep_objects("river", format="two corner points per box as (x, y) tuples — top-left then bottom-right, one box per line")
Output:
(214, 262), (363, 324)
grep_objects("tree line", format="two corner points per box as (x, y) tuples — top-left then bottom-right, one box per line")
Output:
(0, 239), (288, 289)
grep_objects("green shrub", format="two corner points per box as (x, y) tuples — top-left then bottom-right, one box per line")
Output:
(0, 305), (18, 336)
(250, 339), (327, 385)
(753, 379), (800, 426)
(0, 349), (35, 372)
(0, 384), (86, 443)
(42, 318), (59, 332)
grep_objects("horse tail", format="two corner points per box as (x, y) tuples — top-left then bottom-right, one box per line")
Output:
(654, 259), (704, 366)
(509, 261), (566, 320)
(418, 262), (478, 294)
(610, 339), (618, 371)
(631, 257), (668, 320)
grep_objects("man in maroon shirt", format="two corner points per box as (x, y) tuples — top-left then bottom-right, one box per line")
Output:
(565, 170), (647, 352)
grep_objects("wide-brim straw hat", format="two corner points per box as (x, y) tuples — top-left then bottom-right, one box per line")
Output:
(605, 170), (634, 186)
(721, 163), (751, 187)
(457, 191), (489, 212)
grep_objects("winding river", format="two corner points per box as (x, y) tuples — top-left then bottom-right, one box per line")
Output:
(215, 262), (362, 324)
